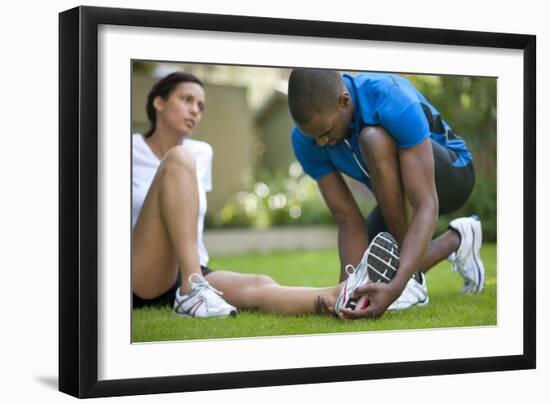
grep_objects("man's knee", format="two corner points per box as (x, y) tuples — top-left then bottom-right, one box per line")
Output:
(359, 126), (397, 163)
(161, 145), (196, 173)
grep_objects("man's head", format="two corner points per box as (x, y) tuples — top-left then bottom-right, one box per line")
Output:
(288, 68), (354, 146)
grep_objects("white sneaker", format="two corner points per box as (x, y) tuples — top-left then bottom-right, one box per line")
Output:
(173, 273), (237, 318)
(448, 215), (485, 294)
(387, 272), (429, 311)
(335, 232), (400, 314)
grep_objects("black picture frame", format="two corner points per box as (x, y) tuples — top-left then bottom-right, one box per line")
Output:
(59, 5), (536, 399)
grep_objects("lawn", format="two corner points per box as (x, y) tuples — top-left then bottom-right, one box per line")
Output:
(132, 244), (496, 342)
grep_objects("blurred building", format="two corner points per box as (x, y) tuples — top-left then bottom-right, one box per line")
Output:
(254, 87), (296, 172)
(131, 62), (295, 214)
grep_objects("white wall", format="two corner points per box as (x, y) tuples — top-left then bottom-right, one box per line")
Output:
(0, 0), (546, 403)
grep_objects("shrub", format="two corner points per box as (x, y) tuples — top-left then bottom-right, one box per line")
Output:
(207, 162), (335, 229)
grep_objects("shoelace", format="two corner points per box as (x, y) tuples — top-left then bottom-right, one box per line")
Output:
(344, 263), (369, 292)
(345, 264), (356, 277)
(449, 253), (461, 273)
(335, 264), (359, 311)
(188, 273), (225, 298)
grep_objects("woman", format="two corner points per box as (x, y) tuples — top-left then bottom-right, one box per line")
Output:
(132, 71), (347, 318)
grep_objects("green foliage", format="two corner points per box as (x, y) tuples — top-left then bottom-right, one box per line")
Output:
(132, 61), (156, 74)
(207, 162), (335, 228)
(406, 74), (497, 169)
(132, 244), (496, 342)
(407, 75), (497, 241)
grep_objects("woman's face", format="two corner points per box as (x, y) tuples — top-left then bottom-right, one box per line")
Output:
(155, 82), (206, 136)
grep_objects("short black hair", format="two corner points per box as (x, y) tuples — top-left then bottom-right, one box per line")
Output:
(287, 68), (343, 125)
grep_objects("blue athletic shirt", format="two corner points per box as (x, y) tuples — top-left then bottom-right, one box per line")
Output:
(291, 73), (473, 189)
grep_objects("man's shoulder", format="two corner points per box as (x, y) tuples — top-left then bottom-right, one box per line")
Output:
(291, 127), (317, 151)
(291, 127), (308, 144)
(291, 126), (303, 137)
(346, 73), (398, 108)
(347, 72), (396, 88)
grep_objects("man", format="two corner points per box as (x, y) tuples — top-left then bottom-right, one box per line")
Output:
(288, 68), (485, 320)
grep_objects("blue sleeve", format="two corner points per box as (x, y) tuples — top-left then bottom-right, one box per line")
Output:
(291, 128), (334, 180)
(377, 85), (430, 148)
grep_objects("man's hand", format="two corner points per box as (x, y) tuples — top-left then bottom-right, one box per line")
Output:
(359, 128), (438, 292)
(339, 282), (401, 320)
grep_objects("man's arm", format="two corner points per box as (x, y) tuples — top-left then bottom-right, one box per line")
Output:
(343, 134), (438, 319)
(392, 138), (438, 291)
(317, 171), (369, 282)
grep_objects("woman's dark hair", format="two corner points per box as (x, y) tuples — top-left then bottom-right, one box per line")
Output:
(144, 71), (204, 138)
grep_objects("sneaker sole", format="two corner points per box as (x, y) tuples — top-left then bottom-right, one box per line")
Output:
(388, 297), (430, 311)
(449, 215), (486, 294)
(469, 216), (485, 294)
(173, 309), (237, 318)
(342, 232), (429, 312)
(367, 232), (400, 283)
(339, 232), (397, 311)
(369, 234), (430, 311)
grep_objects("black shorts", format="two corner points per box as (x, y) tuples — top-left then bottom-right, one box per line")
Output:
(132, 266), (213, 309)
(367, 138), (475, 238)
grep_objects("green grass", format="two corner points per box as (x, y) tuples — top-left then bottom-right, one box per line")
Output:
(132, 244), (496, 342)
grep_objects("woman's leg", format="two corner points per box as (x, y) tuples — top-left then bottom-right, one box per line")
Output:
(133, 146), (203, 299)
(206, 271), (341, 315)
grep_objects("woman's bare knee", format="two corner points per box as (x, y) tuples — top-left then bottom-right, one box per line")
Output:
(162, 145), (196, 173)
(252, 274), (278, 288)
